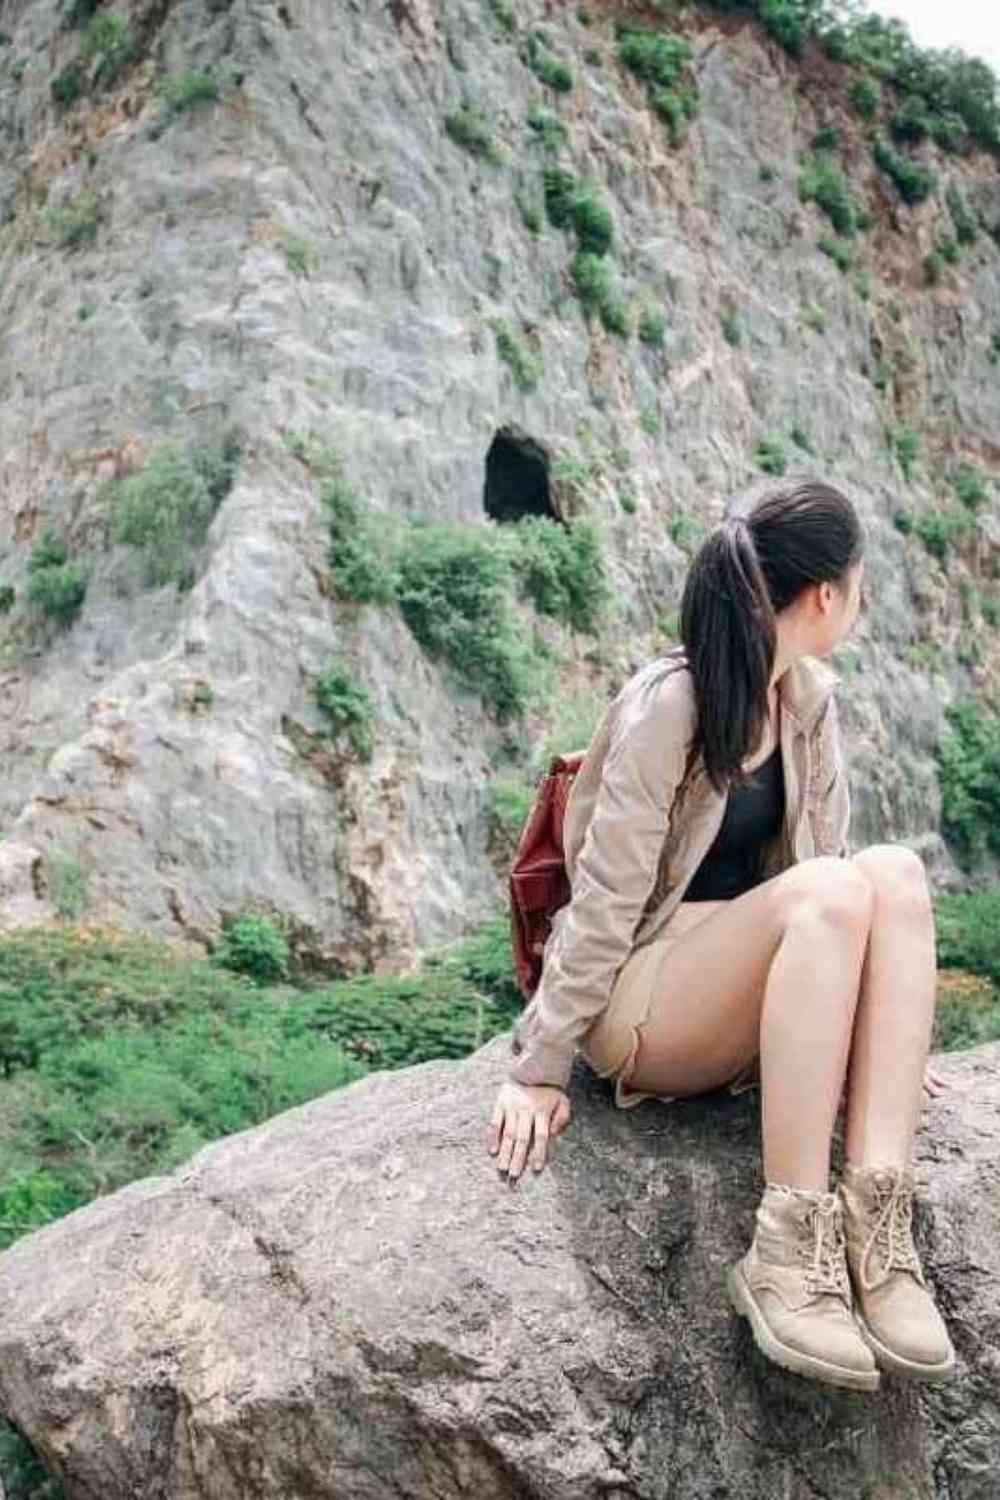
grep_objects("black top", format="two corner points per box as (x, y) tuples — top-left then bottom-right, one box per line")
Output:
(683, 745), (786, 902)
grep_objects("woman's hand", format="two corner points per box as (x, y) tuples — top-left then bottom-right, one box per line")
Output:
(923, 1062), (948, 1099)
(486, 1081), (572, 1183)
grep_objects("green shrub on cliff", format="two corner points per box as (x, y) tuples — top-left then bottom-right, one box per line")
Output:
(872, 139), (935, 204)
(26, 531), (87, 625)
(798, 153), (858, 237)
(112, 436), (241, 588)
(937, 701), (1000, 868)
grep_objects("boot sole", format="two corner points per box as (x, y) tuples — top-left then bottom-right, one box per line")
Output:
(727, 1263), (880, 1392)
(856, 1317), (956, 1383)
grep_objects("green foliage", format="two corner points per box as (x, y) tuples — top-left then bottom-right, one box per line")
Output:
(570, 247), (612, 308)
(892, 509), (913, 535)
(759, 0), (810, 55)
(849, 76), (881, 119)
(938, 236), (961, 264)
(112, 436), (241, 588)
(946, 182), (978, 246)
(161, 70), (219, 114)
(617, 27), (698, 143)
(49, 852), (88, 921)
(571, 187), (614, 255)
(982, 596), (1000, 628)
(395, 521), (542, 719)
(950, 463), (988, 510)
(754, 436), (787, 476)
(937, 703), (1000, 868)
(934, 892), (1000, 1042)
(493, 320), (542, 392)
(526, 34), (574, 92)
(314, 663), (375, 760)
(598, 293), (631, 338)
(890, 424), (918, 481)
(213, 913), (290, 984)
(758, 163), (777, 182)
(720, 309), (742, 346)
(640, 404), (661, 437)
(488, 0), (517, 31)
(0, 583), (15, 613)
(790, 425), (813, 453)
(802, 301), (827, 333)
(321, 464), (396, 605)
(488, 777), (534, 838)
(638, 305), (666, 347)
(853, 269), (872, 301)
(811, 125), (839, 151)
(542, 164), (579, 228)
(444, 106), (499, 161)
(668, 511), (704, 552)
(26, 531), (86, 624)
(818, 234), (852, 272)
(81, 13), (137, 88)
(51, 61), (84, 107)
(798, 153), (858, 237)
(509, 516), (609, 634)
(923, 250), (944, 286)
(872, 138), (935, 204)
(283, 234), (316, 277)
(526, 105), (567, 152)
(515, 192), (541, 233)
(44, 189), (101, 248)
(890, 92), (930, 143)
(913, 509), (974, 563)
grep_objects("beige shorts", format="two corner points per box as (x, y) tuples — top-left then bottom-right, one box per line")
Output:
(580, 901), (760, 1110)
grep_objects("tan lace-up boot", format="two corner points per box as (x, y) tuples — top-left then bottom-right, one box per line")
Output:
(839, 1163), (955, 1381)
(727, 1184), (879, 1391)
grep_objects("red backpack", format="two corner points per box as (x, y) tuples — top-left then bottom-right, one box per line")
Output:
(508, 750), (586, 1001)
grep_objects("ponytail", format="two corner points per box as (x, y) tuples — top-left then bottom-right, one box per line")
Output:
(678, 480), (863, 793)
(680, 516), (776, 793)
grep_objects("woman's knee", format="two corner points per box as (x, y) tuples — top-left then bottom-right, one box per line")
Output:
(770, 856), (875, 937)
(851, 844), (932, 918)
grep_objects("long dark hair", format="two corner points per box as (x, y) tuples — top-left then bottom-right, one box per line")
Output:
(679, 479), (863, 792)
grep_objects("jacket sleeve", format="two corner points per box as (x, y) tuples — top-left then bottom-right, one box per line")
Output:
(509, 674), (693, 1090)
(812, 696), (851, 859)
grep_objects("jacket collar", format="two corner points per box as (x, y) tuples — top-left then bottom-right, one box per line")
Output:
(776, 655), (838, 730)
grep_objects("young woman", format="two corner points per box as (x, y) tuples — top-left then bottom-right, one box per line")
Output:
(485, 479), (955, 1392)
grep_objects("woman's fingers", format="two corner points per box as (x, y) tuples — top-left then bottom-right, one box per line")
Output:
(486, 1100), (504, 1155)
(508, 1113), (532, 1181)
(496, 1110), (516, 1174)
(531, 1112), (550, 1172)
(923, 1063), (948, 1098)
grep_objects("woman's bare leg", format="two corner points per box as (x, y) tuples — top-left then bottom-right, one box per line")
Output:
(843, 846), (936, 1168)
(620, 857), (874, 1190)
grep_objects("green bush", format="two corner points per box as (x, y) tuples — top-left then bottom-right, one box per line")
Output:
(509, 516), (609, 634)
(759, 0), (809, 55)
(754, 436), (787, 476)
(913, 509), (973, 563)
(112, 437), (241, 588)
(161, 70), (219, 114)
(599, 293), (631, 338)
(526, 34), (574, 92)
(937, 703), (1000, 868)
(51, 61), (84, 107)
(543, 164), (579, 228)
(0, 583), (15, 613)
(493, 320), (542, 392)
(893, 509), (913, 535)
(638, 305), (666, 347)
(929, 113), (968, 152)
(44, 189), (101, 248)
(617, 27), (698, 142)
(818, 234), (852, 272)
(322, 469), (395, 604)
(890, 424), (918, 481)
(314, 663), (375, 760)
(395, 521), (543, 718)
(571, 187), (614, 255)
(923, 250), (944, 286)
(890, 92), (930, 143)
(487, 777), (534, 841)
(872, 138), (935, 204)
(570, 247), (612, 311)
(213, 913), (290, 983)
(946, 182), (978, 245)
(849, 77), (880, 119)
(798, 153), (858, 236)
(81, 13), (137, 88)
(49, 852), (88, 921)
(811, 125), (839, 151)
(526, 105), (568, 152)
(790, 425), (813, 453)
(26, 532), (87, 624)
(720, 309), (742, 346)
(950, 462), (988, 510)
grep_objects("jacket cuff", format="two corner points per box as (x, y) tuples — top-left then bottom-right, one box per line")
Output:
(508, 1034), (575, 1091)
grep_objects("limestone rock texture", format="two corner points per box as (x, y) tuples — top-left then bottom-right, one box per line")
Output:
(0, 0), (999, 960)
(0, 1036), (996, 1498)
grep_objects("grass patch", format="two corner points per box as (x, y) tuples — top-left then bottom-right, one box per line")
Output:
(617, 26), (698, 144)
(754, 436), (787, 476)
(493, 320), (543, 392)
(161, 70), (219, 115)
(798, 153), (858, 237)
(314, 663), (375, 761)
(818, 234), (852, 272)
(872, 138), (935, 204)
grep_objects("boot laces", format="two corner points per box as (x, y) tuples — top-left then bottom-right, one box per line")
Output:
(862, 1172), (924, 1291)
(801, 1199), (850, 1302)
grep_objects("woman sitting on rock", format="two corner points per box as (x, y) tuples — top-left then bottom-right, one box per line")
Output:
(486, 479), (954, 1391)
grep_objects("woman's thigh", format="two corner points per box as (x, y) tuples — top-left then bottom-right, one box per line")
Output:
(610, 857), (865, 1097)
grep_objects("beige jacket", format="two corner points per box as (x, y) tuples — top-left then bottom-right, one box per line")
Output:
(509, 649), (851, 1089)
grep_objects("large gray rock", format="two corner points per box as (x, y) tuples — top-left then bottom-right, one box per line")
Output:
(0, 1036), (998, 1499)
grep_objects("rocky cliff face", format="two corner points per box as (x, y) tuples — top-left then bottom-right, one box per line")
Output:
(0, 0), (998, 964)
(0, 1037), (998, 1499)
